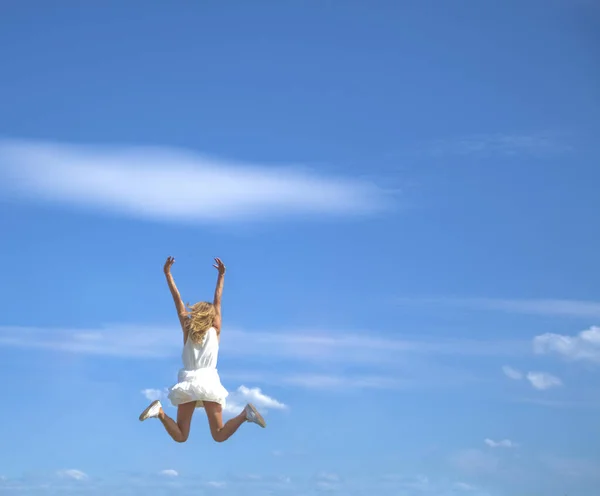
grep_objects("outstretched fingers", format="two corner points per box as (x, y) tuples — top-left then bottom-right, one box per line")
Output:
(164, 256), (176, 273)
(213, 257), (226, 274)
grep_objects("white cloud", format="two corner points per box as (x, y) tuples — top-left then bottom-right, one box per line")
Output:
(0, 138), (391, 224)
(502, 365), (563, 392)
(455, 481), (476, 491)
(206, 481), (227, 488)
(533, 326), (600, 363)
(142, 388), (169, 402)
(398, 297), (600, 318)
(224, 385), (287, 414)
(502, 366), (523, 380)
(526, 371), (562, 390)
(484, 438), (516, 448)
(158, 470), (178, 477)
(56, 470), (88, 481)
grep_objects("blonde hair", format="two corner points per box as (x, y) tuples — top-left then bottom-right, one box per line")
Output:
(184, 301), (216, 344)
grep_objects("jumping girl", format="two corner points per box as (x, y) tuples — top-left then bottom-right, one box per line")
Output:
(138, 256), (266, 443)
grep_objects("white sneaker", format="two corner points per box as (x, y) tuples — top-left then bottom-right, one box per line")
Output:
(244, 403), (266, 428)
(139, 400), (162, 421)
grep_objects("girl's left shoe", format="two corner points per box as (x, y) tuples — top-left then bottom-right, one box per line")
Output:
(244, 403), (266, 428)
(139, 400), (162, 421)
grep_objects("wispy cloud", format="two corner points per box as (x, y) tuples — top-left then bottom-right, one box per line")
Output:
(397, 296), (600, 319)
(501, 366), (563, 391)
(0, 138), (392, 224)
(158, 470), (178, 478)
(484, 438), (516, 448)
(0, 470), (500, 495)
(276, 373), (407, 390)
(426, 132), (571, 158)
(381, 474), (488, 495)
(533, 326), (600, 363)
(1, 322), (522, 393)
(526, 371), (562, 390)
(223, 365), (484, 391)
(56, 470), (88, 481)
(502, 365), (523, 380)
(512, 397), (600, 409)
(205, 481), (227, 488)
(454, 481), (476, 491)
(0, 324), (524, 361)
(0, 324), (177, 358)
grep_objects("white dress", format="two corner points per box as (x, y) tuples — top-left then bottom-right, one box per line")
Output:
(167, 327), (229, 409)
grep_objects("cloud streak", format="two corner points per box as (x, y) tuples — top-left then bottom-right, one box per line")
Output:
(501, 366), (563, 391)
(0, 324), (177, 358)
(426, 132), (571, 158)
(526, 371), (562, 390)
(502, 366), (523, 380)
(0, 138), (392, 224)
(1, 322), (513, 392)
(56, 470), (88, 481)
(484, 438), (516, 448)
(0, 323), (525, 362)
(397, 296), (600, 319)
(158, 470), (178, 478)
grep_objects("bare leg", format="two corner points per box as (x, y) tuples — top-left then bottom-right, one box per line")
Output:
(158, 402), (195, 443)
(204, 401), (247, 442)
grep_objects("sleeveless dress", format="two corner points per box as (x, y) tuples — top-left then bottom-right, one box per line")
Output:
(167, 327), (229, 409)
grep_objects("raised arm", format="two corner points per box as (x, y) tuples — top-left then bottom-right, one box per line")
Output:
(163, 257), (187, 333)
(212, 257), (226, 333)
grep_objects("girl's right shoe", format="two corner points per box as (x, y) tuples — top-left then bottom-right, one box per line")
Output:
(244, 403), (266, 428)
(139, 400), (162, 421)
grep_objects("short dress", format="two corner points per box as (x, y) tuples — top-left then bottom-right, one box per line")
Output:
(167, 327), (229, 409)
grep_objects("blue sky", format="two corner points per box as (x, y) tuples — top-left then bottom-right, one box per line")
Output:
(0, 1), (599, 495)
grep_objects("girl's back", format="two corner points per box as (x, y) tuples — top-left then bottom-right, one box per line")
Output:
(182, 327), (219, 370)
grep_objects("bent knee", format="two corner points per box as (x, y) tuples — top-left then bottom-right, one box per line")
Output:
(211, 432), (226, 443)
(175, 434), (189, 443)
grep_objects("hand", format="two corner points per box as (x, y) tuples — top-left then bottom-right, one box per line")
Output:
(164, 256), (175, 274)
(213, 257), (226, 275)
